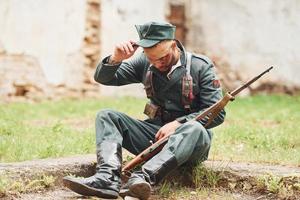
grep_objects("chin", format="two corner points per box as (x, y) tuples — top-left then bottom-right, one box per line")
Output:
(158, 64), (172, 72)
(158, 67), (169, 72)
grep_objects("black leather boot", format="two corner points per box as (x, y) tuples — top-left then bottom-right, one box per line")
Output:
(142, 150), (178, 185)
(120, 150), (177, 200)
(119, 171), (151, 200)
(63, 141), (122, 199)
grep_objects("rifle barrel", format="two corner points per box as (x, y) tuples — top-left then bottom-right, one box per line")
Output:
(230, 66), (273, 96)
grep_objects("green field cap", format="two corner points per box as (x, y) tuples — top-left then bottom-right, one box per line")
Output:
(135, 22), (176, 48)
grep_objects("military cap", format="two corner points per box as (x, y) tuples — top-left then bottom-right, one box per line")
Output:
(135, 22), (176, 48)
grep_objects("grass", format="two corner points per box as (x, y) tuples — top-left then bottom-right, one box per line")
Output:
(0, 94), (299, 166)
(0, 96), (146, 162)
(211, 94), (300, 165)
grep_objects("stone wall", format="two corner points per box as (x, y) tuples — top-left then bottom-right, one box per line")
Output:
(1, 0), (299, 101)
(0, 0), (101, 101)
(185, 0), (300, 93)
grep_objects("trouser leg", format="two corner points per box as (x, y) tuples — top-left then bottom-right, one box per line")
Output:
(95, 109), (160, 155)
(187, 129), (212, 165)
(121, 120), (211, 199)
(142, 120), (211, 185)
(64, 109), (160, 199)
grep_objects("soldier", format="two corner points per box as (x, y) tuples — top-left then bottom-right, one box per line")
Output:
(63, 21), (225, 200)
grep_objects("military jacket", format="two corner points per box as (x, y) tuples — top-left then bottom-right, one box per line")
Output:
(94, 42), (225, 129)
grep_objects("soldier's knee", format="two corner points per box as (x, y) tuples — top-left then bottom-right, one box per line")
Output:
(183, 120), (206, 134)
(185, 121), (210, 147)
(96, 109), (118, 121)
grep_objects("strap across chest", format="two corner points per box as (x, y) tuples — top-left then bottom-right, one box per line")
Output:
(143, 52), (194, 110)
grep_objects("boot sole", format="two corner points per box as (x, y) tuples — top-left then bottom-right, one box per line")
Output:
(63, 177), (118, 199)
(120, 182), (151, 200)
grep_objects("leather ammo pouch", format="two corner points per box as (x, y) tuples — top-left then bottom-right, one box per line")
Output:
(144, 102), (159, 119)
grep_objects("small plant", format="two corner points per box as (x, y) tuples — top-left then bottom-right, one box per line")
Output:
(9, 181), (25, 193)
(0, 174), (56, 196)
(294, 183), (300, 191)
(192, 163), (221, 188)
(158, 181), (172, 198)
(52, 122), (64, 134)
(266, 176), (281, 193)
(257, 174), (282, 193)
(0, 176), (8, 197)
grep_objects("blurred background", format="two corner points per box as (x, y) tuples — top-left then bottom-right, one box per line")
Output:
(0, 0), (300, 101)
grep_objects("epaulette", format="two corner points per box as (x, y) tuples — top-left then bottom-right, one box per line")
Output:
(192, 54), (212, 65)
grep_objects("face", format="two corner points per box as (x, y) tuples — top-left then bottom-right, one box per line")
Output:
(144, 41), (177, 72)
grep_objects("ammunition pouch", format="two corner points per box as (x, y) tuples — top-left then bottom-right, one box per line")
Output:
(144, 102), (187, 123)
(143, 102), (159, 119)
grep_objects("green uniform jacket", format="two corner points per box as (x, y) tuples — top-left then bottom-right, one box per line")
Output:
(94, 42), (225, 129)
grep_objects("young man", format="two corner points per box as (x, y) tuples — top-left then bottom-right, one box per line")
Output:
(63, 21), (225, 200)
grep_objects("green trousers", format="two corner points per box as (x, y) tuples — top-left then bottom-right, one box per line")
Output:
(95, 109), (211, 166)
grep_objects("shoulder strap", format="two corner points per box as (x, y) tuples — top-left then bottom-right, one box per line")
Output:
(144, 69), (154, 98)
(182, 52), (194, 111)
(186, 52), (192, 76)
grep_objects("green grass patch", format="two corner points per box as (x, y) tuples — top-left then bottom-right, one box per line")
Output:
(211, 94), (300, 165)
(0, 94), (299, 166)
(0, 96), (146, 162)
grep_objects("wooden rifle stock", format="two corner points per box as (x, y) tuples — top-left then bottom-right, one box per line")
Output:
(122, 67), (273, 179)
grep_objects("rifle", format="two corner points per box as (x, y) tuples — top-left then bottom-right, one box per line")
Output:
(122, 66), (274, 180)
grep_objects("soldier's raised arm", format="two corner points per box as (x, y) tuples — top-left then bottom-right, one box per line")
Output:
(94, 40), (145, 85)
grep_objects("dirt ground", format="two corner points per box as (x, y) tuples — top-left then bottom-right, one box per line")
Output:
(2, 188), (260, 200)
(1, 154), (300, 200)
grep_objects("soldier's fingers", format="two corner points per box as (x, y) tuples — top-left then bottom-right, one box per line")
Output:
(126, 41), (134, 52)
(122, 43), (130, 55)
(129, 40), (136, 45)
(155, 130), (162, 141)
(158, 131), (166, 140)
(129, 40), (139, 50)
(160, 132), (166, 140)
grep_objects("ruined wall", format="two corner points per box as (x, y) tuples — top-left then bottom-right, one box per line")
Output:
(0, 0), (86, 84)
(185, 0), (300, 93)
(0, 0), (101, 100)
(1, 0), (299, 100)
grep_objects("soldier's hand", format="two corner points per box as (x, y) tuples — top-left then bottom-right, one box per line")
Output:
(109, 40), (138, 64)
(155, 120), (181, 141)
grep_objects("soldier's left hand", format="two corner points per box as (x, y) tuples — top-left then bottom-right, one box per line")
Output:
(155, 120), (182, 141)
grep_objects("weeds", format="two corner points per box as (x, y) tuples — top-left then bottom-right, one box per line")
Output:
(294, 183), (300, 191)
(0, 174), (56, 197)
(158, 181), (172, 198)
(0, 176), (8, 197)
(192, 163), (221, 188)
(255, 174), (299, 199)
(257, 174), (281, 193)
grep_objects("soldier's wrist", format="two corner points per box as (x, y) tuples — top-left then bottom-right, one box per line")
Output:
(108, 55), (122, 65)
